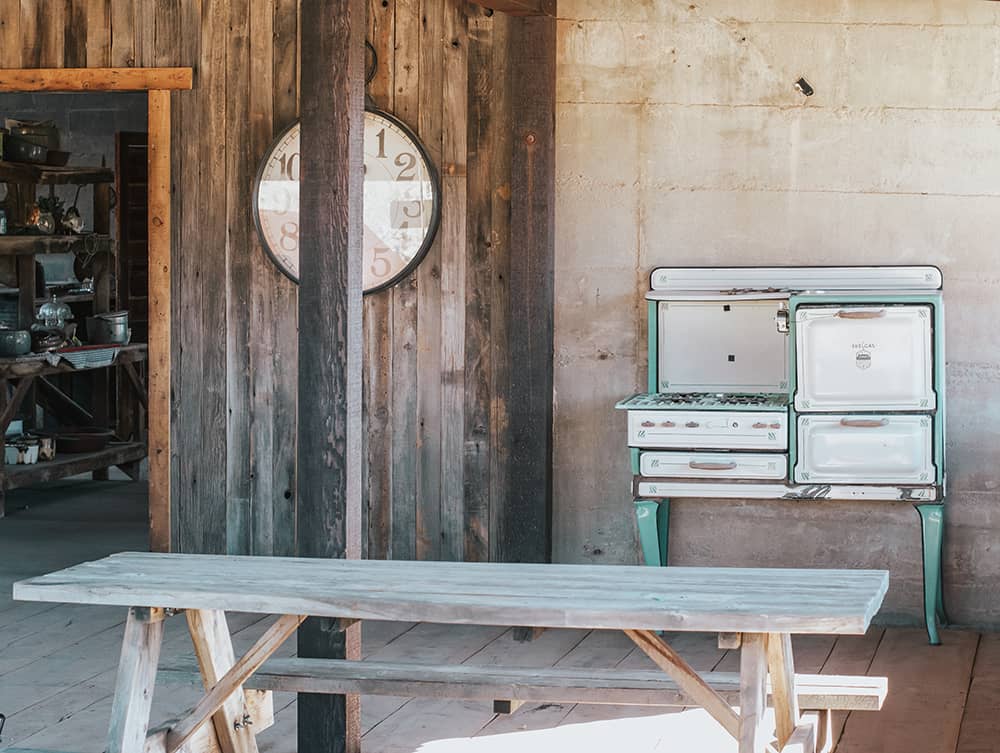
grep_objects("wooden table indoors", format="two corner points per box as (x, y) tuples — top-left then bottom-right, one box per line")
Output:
(11, 553), (890, 753)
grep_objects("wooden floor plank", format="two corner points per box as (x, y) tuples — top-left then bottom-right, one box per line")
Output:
(819, 626), (885, 745)
(956, 632), (1000, 753)
(835, 628), (978, 753)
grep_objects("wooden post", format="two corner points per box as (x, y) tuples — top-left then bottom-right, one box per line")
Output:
(148, 89), (172, 553)
(503, 12), (556, 562)
(296, 1), (365, 752)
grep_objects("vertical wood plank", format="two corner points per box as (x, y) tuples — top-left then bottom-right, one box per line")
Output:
(739, 632), (768, 753)
(185, 609), (259, 753)
(19, 0), (40, 67)
(488, 11), (513, 564)
(439, 0), (469, 562)
(463, 5), (495, 563)
(415, 0), (445, 562)
(148, 88), (172, 554)
(225, 0), (253, 556)
(110, 0), (135, 66)
(388, 0), (421, 562)
(84, 0), (111, 66)
(363, 0), (396, 562)
(0, 0), (21, 68)
(503, 11), (555, 563)
(297, 0), (366, 752)
(106, 607), (165, 753)
(38, 0), (69, 67)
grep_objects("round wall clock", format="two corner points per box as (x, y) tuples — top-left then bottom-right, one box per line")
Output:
(252, 109), (441, 294)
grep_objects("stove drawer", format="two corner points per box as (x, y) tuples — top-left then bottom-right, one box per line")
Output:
(641, 452), (787, 480)
(794, 414), (934, 484)
(627, 410), (788, 450)
(795, 304), (935, 411)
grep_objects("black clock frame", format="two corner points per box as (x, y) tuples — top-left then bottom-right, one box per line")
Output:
(251, 107), (442, 295)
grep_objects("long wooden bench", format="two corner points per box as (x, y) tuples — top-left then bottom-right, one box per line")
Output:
(12, 552), (892, 753)
(159, 657), (888, 712)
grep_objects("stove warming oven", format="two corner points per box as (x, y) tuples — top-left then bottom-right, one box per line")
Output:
(617, 266), (946, 644)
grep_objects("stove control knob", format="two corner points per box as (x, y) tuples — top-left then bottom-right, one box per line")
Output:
(753, 422), (768, 429)
(661, 421), (676, 428)
(685, 421), (700, 428)
(641, 420), (656, 428)
(769, 423), (782, 429)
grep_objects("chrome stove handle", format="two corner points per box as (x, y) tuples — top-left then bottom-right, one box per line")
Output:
(839, 418), (889, 428)
(836, 309), (886, 320)
(689, 461), (739, 471)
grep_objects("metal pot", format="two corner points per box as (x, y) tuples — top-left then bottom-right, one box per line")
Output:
(4, 134), (48, 164)
(0, 329), (32, 357)
(8, 121), (60, 151)
(57, 427), (113, 454)
(87, 311), (130, 344)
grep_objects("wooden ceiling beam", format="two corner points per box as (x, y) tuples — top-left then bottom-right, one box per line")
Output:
(476, 0), (555, 16)
(0, 67), (193, 92)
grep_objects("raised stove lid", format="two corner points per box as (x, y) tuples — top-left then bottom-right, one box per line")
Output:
(649, 266), (943, 293)
(616, 392), (790, 412)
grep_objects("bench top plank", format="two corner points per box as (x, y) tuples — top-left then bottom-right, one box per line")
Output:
(13, 552), (888, 634)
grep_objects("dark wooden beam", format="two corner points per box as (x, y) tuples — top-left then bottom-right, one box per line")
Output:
(502, 13), (556, 563)
(296, 0), (365, 751)
(476, 0), (555, 16)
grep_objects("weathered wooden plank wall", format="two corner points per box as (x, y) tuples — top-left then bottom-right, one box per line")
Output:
(1, 0), (534, 562)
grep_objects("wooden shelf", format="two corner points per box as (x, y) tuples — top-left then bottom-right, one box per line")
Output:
(4, 441), (146, 490)
(0, 160), (115, 185)
(0, 233), (113, 256)
(0, 343), (147, 379)
(35, 292), (94, 305)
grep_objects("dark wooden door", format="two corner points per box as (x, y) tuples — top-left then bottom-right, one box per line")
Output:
(116, 132), (149, 343)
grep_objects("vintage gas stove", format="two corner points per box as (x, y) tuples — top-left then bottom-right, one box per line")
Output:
(617, 266), (947, 643)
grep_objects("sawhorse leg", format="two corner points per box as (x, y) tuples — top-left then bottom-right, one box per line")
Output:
(634, 498), (670, 567)
(916, 503), (947, 645)
(107, 607), (166, 753)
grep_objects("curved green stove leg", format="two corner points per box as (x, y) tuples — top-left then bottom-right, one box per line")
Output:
(634, 499), (670, 567)
(915, 503), (946, 646)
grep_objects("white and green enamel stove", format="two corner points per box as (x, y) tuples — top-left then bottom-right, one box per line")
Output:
(617, 266), (947, 644)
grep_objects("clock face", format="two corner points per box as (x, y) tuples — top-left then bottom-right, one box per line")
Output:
(253, 110), (441, 293)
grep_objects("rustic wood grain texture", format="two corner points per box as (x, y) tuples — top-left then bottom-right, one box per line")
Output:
(768, 632), (802, 748)
(14, 554), (890, 634)
(166, 613), (303, 753)
(106, 607), (165, 753)
(184, 610), (261, 753)
(160, 656), (887, 711)
(475, 0), (555, 15)
(739, 633), (770, 753)
(463, 6), (495, 563)
(383, 0), (421, 542)
(225, 0), (253, 556)
(147, 88), (172, 553)
(503, 12), (556, 563)
(0, 0), (21, 68)
(414, 0), (445, 562)
(0, 67), (193, 90)
(298, 0), (366, 751)
(439, 0), (470, 562)
(4, 0), (531, 563)
(362, 0), (395, 562)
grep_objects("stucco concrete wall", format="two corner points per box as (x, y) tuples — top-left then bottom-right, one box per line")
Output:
(553, 1), (1000, 625)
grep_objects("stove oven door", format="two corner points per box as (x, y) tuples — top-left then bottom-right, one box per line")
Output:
(795, 304), (935, 411)
(641, 451), (787, 480)
(795, 414), (934, 484)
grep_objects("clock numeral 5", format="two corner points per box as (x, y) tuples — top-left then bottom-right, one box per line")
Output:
(370, 247), (392, 279)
